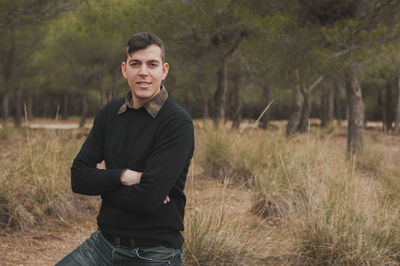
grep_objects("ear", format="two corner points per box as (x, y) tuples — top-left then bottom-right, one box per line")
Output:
(162, 63), (169, 80)
(121, 61), (127, 78)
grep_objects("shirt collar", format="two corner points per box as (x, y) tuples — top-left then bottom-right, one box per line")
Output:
(117, 85), (168, 118)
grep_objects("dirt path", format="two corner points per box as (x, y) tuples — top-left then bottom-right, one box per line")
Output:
(0, 218), (97, 265)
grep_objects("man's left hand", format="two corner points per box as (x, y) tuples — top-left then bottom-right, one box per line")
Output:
(96, 160), (170, 205)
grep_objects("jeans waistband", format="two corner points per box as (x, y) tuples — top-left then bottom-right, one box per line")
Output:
(100, 231), (163, 248)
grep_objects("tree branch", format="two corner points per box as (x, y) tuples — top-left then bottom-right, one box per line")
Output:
(309, 75), (324, 92)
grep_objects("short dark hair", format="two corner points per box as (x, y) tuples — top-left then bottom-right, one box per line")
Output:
(124, 32), (165, 62)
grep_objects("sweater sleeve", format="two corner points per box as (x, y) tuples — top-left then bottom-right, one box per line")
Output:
(102, 119), (194, 213)
(70, 108), (124, 195)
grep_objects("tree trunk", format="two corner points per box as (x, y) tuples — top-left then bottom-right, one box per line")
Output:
(334, 80), (344, 126)
(321, 89), (328, 127)
(385, 82), (394, 131)
(328, 87), (334, 124)
(231, 75), (241, 129)
(43, 99), (51, 117)
(212, 32), (244, 124)
(27, 93), (34, 120)
(79, 90), (88, 128)
(322, 86), (334, 127)
(378, 87), (385, 131)
(298, 87), (312, 132)
(2, 90), (11, 122)
(214, 58), (228, 121)
(394, 73), (400, 134)
(98, 71), (107, 107)
(298, 75), (324, 132)
(199, 85), (209, 119)
(334, 96), (342, 126)
(110, 69), (117, 100)
(62, 92), (69, 120)
(345, 63), (364, 154)
(182, 92), (192, 115)
(2, 25), (15, 122)
(286, 69), (302, 135)
(260, 82), (270, 129)
(13, 87), (23, 127)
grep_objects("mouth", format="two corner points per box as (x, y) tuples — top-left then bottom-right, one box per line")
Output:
(136, 81), (152, 88)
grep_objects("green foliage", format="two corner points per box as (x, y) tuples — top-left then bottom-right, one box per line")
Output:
(1, 0), (400, 126)
(39, 1), (125, 88)
(0, 0), (77, 111)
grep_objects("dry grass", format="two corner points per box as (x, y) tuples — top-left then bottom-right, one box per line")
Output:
(183, 175), (290, 265)
(1, 119), (400, 265)
(0, 127), (99, 230)
(197, 121), (400, 265)
(0, 124), (14, 140)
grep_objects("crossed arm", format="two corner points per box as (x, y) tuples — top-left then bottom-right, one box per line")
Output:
(96, 160), (170, 205)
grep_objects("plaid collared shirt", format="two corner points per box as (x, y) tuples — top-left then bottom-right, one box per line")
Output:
(117, 86), (168, 118)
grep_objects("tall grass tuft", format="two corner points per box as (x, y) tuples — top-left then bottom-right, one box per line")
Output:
(249, 130), (400, 264)
(183, 180), (284, 265)
(0, 124), (13, 139)
(199, 125), (233, 180)
(198, 123), (287, 185)
(0, 128), (98, 230)
(196, 123), (400, 264)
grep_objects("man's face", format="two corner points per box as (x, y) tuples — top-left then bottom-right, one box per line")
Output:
(121, 44), (169, 108)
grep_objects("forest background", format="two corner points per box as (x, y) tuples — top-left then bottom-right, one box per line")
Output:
(2, 0), (400, 265)
(1, 0), (400, 151)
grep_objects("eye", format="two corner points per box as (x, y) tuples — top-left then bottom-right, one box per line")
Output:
(130, 62), (140, 67)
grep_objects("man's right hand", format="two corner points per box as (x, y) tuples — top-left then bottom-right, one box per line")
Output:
(97, 160), (169, 204)
(120, 169), (142, 186)
(121, 170), (170, 204)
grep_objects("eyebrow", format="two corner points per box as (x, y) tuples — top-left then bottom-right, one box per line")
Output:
(127, 59), (161, 64)
(127, 59), (140, 63)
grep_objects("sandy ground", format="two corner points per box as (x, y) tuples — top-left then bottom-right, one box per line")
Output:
(0, 219), (97, 265)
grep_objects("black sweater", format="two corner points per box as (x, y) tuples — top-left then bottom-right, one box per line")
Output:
(71, 97), (194, 248)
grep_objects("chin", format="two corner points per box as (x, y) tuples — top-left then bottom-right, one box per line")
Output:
(137, 92), (154, 99)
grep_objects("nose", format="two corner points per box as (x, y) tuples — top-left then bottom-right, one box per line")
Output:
(139, 64), (148, 75)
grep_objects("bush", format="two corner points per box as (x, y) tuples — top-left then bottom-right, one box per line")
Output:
(198, 124), (289, 186)
(199, 125), (233, 179)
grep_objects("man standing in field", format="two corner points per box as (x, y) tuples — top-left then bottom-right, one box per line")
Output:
(57, 32), (194, 265)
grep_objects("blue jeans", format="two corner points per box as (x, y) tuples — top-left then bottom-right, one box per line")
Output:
(56, 231), (183, 266)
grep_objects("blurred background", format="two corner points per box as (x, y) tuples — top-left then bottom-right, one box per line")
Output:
(1, 0), (400, 136)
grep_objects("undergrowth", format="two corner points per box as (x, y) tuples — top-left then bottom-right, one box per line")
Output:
(197, 122), (400, 265)
(0, 128), (98, 230)
(183, 180), (285, 265)
(2, 120), (400, 265)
